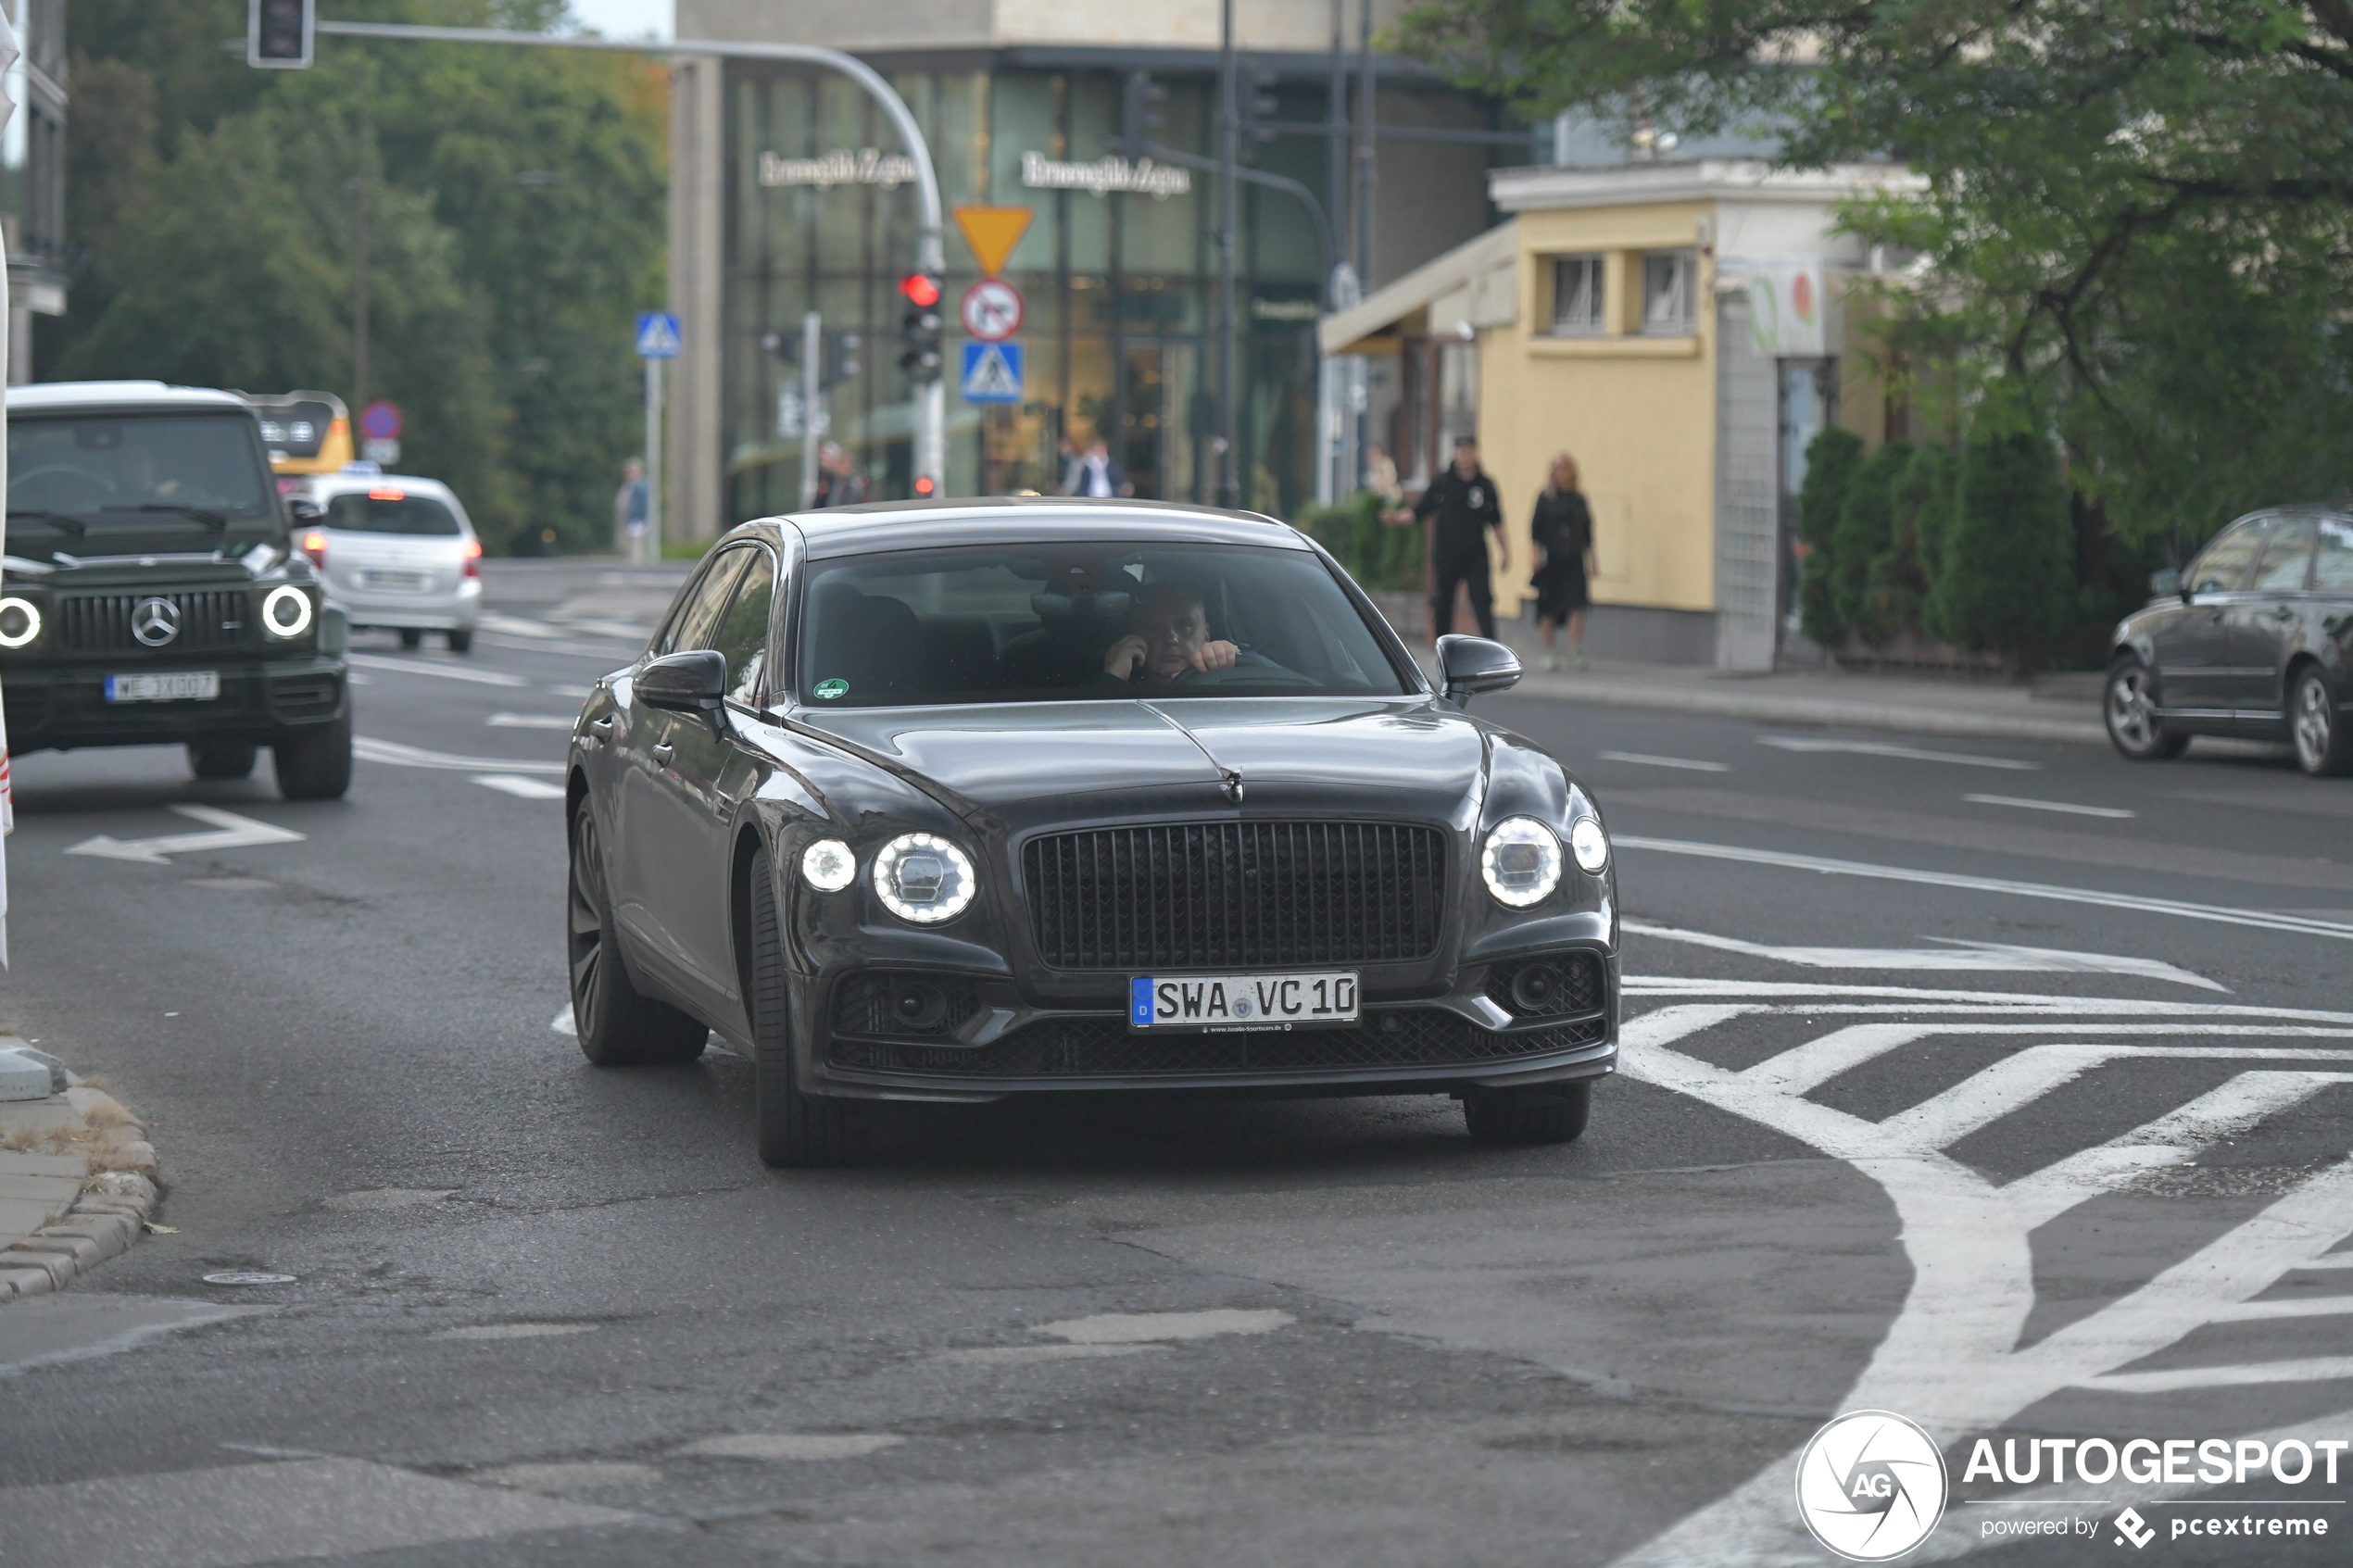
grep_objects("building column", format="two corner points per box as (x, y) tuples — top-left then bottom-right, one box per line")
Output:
(667, 55), (726, 545)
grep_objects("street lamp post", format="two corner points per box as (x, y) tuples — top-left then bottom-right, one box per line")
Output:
(1215, 0), (1240, 510)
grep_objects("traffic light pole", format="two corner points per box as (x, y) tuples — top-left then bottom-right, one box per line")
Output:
(800, 311), (823, 509)
(310, 20), (948, 497)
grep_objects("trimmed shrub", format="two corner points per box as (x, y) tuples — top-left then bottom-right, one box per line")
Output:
(1830, 440), (1912, 645)
(1796, 427), (1865, 646)
(1869, 442), (1957, 645)
(1926, 429), (2073, 662)
(1293, 492), (1425, 592)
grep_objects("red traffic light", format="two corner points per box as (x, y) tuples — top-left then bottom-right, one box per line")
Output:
(913, 476), (937, 496)
(899, 273), (942, 308)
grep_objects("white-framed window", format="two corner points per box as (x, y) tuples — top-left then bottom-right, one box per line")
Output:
(1642, 249), (1697, 333)
(1551, 255), (1604, 334)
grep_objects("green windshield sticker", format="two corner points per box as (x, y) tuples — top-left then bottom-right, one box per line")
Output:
(812, 677), (849, 700)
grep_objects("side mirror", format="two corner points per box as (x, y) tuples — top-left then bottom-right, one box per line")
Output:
(2149, 567), (2182, 599)
(1437, 634), (1521, 706)
(637, 648), (727, 726)
(288, 497), (324, 525)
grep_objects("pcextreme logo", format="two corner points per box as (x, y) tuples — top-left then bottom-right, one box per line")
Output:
(1795, 1411), (1950, 1562)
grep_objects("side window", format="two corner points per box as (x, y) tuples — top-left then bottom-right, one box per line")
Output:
(656, 549), (750, 658)
(2186, 518), (2269, 596)
(2317, 517), (2353, 590)
(713, 549), (777, 706)
(2252, 515), (2319, 592)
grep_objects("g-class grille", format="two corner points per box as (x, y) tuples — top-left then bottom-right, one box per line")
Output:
(57, 591), (252, 652)
(1022, 821), (1446, 970)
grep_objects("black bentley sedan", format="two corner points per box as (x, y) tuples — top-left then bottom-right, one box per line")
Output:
(2106, 506), (2353, 775)
(566, 500), (1618, 1166)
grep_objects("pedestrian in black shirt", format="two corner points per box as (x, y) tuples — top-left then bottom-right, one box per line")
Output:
(1529, 451), (1595, 670)
(1409, 435), (1511, 646)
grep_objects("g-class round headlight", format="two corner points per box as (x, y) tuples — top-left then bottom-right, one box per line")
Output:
(1568, 816), (1610, 874)
(799, 838), (856, 893)
(0, 596), (40, 649)
(262, 583), (314, 638)
(873, 833), (977, 923)
(1480, 817), (1562, 908)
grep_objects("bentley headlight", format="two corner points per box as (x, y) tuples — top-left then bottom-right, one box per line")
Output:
(262, 583), (314, 638)
(873, 833), (977, 923)
(0, 596), (40, 649)
(799, 838), (856, 893)
(1480, 817), (1562, 908)
(1568, 816), (1610, 874)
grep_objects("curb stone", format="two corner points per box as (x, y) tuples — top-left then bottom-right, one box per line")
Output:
(0, 1046), (161, 1303)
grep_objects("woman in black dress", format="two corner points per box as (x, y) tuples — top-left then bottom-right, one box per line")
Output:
(1529, 452), (1594, 670)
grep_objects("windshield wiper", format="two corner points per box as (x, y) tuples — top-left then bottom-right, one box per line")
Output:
(105, 504), (228, 528)
(7, 508), (87, 537)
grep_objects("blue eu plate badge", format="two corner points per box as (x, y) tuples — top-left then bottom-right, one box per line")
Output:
(1130, 976), (1156, 1026)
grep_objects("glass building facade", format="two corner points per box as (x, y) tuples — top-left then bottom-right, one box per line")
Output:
(718, 55), (1516, 522)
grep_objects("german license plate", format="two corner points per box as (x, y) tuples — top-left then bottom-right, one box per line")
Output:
(105, 671), (220, 703)
(364, 570), (428, 590)
(1128, 972), (1359, 1032)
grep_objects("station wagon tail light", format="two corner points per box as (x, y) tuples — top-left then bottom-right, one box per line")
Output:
(300, 529), (328, 567)
(873, 833), (977, 923)
(0, 596), (40, 649)
(1481, 817), (1562, 908)
(463, 538), (482, 579)
(262, 584), (314, 639)
(368, 488), (405, 501)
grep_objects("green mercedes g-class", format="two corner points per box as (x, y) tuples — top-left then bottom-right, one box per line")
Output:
(1, 382), (352, 799)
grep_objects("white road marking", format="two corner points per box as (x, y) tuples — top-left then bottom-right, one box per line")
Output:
(486, 712), (577, 730)
(1617, 834), (2353, 942)
(474, 774), (567, 800)
(1964, 792), (2135, 819)
(676, 1433), (903, 1461)
(558, 618), (655, 642)
(323, 1188), (455, 1211)
(1038, 1309), (1295, 1343)
(546, 683), (596, 699)
(552, 1006), (576, 1035)
(1623, 920), (2221, 989)
(436, 1322), (598, 1341)
(346, 652), (527, 687)
(477, 611), (564, 639)
(1606, 991), (2353, 1567)
(474, 1461), (659, 1491)
(1758, 735), (2041, 770)
(1597, 750), (1730, 772)
(934, 1343), (1164, 1365)
(65, 805), (305, 866)
(355, 735), (565, 774)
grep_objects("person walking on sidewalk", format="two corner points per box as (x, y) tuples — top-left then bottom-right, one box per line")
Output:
(1410, 435), (1510, 646)
(1529, 451), (1596, 671)
(613, 458), (648, 563)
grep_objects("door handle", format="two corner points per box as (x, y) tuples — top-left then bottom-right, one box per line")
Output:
(651, 742), (674, 765)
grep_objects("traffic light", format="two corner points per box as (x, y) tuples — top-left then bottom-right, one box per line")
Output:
(1121, 71), (1169, 160)
(1239, 69), (1281, 159)
(897, 273), (943, 383)
(822, 329), (862, 387)
(248, 0), (314, 69)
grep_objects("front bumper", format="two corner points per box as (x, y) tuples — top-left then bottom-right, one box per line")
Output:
(3, 653), (348, 753)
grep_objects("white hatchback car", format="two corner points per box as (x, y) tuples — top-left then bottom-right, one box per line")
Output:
(292, 474), (484, 652)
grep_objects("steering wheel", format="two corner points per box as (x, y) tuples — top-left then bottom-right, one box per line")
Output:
(12, 464), (117, 513)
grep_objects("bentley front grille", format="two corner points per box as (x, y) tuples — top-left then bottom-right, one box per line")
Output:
(1022, 821), (1446, 971)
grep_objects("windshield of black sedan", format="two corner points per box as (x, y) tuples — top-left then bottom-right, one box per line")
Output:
(8, 414), (276, 527)
(797, 544), (1408, 706)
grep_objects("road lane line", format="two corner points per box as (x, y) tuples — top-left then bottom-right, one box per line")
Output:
(485, 713), (576, 730)
(1623, 920), (2220, 988)
(1757, 735), (2041, 770)
(65, 805), (305, 865)
(1965, 792), (2135, 819)
(474, 774), (566, 799)
(1598, 750), (1730, 772)
(354, 736), (564, 774)
(346, 652), (527, 687)
(1616, 834), (2353, 942)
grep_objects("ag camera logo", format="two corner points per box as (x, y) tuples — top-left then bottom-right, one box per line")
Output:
(1795, 1411), (1949, 1561)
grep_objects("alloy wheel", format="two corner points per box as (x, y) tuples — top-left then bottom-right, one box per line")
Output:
(568, 809), (608, 1037)
(2296, 675), (2333, 771)
(2108, 667), (2155, 749)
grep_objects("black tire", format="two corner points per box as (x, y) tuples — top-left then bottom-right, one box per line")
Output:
(446, 628), (473, 654)
(747, 846), (853, 1167)
(398, 628), (423, 649)
(2104, 657), (2189, 761)
(2291, 666), (2353, 777)
(1464, 1081), (1592, 1146)
(567, 799), (707, 1066)
(187, 740), (258, 781)
(273, 710), (353, 801)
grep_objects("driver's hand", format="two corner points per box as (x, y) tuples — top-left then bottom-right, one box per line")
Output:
(1191, 640), (1239, 671)
(1103, 635), (1148, 680)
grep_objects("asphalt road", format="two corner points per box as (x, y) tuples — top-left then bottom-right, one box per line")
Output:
(2, 559), (2349, 1568)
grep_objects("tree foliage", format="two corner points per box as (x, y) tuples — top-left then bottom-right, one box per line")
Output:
(54, 1), (666, 554)
(1390, 0), (2353, 551)
(1794, 426), (1861, 647)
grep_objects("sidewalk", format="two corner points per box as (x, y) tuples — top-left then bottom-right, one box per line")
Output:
(0, 1043), (160, 1301)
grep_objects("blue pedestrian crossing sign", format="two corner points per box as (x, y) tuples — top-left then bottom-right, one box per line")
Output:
(961, 341), (1024, 403)
(635, 311), (682, 359)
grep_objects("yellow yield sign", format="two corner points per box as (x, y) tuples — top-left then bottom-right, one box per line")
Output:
(953, 205), (1033, 279)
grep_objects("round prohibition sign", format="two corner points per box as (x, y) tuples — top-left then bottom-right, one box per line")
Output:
(960, 279), (1025, 342)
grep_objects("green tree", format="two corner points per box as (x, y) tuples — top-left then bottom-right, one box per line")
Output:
(1928, 431), (2074, 663)
(1873, 442), (1957, 646)
(1828, 440), (1909, 646)
(1793, 426), (1861, 647)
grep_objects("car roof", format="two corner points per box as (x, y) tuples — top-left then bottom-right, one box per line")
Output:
(777, 496), (1305, 558)
(301, 472), (459, 498)
(6, 381), (257, 415)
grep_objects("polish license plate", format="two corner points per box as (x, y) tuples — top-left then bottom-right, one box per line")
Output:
(105, 671), (220, 703)
(364, 570), (429, 591)
(1129, 971), (1359, 1032)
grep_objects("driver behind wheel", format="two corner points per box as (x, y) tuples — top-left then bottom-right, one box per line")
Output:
(1101, 583), (1240, 684)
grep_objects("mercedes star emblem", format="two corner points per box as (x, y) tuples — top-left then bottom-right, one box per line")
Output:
(130, 596), (182, 647)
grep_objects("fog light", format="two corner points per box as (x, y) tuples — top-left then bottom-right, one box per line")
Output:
(262, 583), (313, 638)
(1509, 964), (1560, 1013)
(890, 980), (948, 1031)
(0, 596), (40, 649)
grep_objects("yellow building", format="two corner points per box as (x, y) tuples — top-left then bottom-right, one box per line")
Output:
(1320, 159), (1923, 669)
